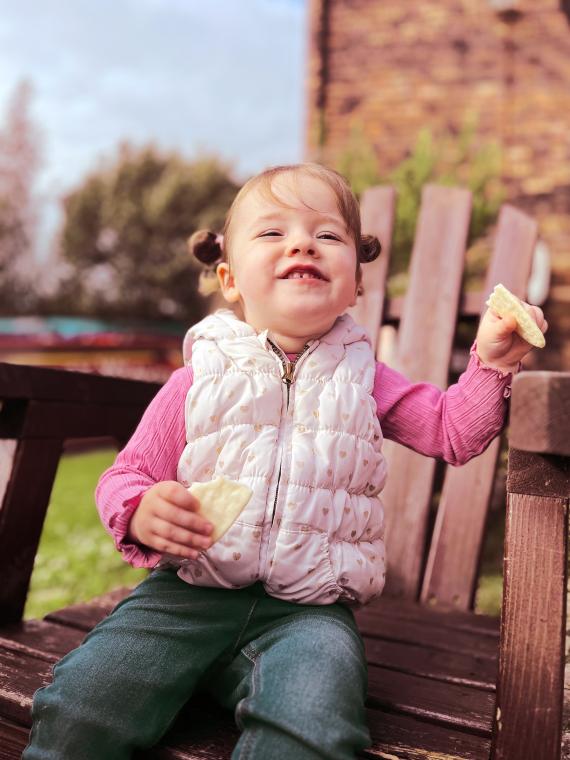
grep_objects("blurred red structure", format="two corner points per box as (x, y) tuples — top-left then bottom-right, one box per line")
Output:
(0, 317), (184, 383)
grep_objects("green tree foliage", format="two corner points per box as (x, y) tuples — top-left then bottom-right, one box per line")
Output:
(0, 80), (42, 313)
(58, 143), (239, 321)
(336, 116), (504, 292)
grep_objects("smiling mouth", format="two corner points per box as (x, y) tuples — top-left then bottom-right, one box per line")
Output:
(280, 267), (327, 281)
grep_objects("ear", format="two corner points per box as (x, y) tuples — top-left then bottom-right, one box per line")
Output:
(349, 270), (363, 307)
(216, 262), (241, 303)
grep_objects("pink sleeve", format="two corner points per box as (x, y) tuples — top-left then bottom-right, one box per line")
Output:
(373, 345), (512, 466)
(95, 365), (193, 568)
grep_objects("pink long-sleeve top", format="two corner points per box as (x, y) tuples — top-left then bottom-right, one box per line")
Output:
(96, 346), (513, 569)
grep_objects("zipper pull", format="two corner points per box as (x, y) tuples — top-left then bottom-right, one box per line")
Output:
(282, 361), (295, 385)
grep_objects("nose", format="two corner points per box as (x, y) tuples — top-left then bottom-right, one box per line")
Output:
(285, 230), (317, 257)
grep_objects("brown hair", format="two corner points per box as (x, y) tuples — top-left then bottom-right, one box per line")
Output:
(188, 163), (381, 295)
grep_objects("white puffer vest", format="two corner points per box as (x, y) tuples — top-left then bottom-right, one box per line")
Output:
(176, 309), (388, 606)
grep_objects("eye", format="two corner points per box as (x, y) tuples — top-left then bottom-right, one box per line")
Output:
(317, 232), (341, 241)
(259, 230), (282, 237)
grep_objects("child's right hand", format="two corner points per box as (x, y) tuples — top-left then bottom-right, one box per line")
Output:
(127, 481), (214, 560)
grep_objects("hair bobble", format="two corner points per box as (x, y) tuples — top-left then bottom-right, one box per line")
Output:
(188, 229), (223, 266)
(359, 235), (382, 264)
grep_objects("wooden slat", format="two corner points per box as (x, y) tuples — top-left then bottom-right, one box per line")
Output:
(0, 438), (63, 624)
(365, 709), (490, 759)
(491, 492), (567, 760)
(363, 636), (497, 690)
(421, 438), (500, 609)
(363, 595), (500, 636)
(367, 666), (494, 735)
(348, 185), (396, 347)
(381, 185), (472, 599)
(356, 612), (497, 660)
(1, 618), (87, 658)
(44, 586), (132, 631)
(422, 204), (538, 610)
(17, 399), (150, 441)
(0, 717), (31, 760)
(0, 648), (51, 725)
(0, 361), (160, 406)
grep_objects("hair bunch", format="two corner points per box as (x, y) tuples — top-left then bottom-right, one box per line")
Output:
(359, 234), (381, 264)
(188, 230), (224, 296)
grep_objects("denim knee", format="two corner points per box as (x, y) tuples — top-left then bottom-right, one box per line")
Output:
(219, 613), (371, 760)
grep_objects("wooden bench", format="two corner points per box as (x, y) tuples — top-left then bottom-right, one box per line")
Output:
(1, 186), (568, 759)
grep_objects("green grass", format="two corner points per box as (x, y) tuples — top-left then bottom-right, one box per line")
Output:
(474, 506), (505, 617)
(24, 449), (505, 620)
(24, 448), (147, 620)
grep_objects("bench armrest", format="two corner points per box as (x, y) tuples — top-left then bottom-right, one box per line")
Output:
(491, 372), (570, 760)
(0, 363), (161, 624)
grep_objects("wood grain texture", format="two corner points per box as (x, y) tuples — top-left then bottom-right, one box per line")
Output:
(509, 372), (570, 457)
(507, 448), (570, 499)
(382, 185), (472, 599)
(19, 399), (150, 441)
(421, 437), (500, 611)
(422, 204), (538, 611)
(362, 596), (500, 636)
(491, 492), (568, 760)
(367, 666), (494, 736)
(365, 709), (490, 759)
(356, 612), (498, 660)
(0, 361), (160, 406)
(348, 185), (396, 348)
(0, 438), (63, 624)
(363, 635), (497, 691)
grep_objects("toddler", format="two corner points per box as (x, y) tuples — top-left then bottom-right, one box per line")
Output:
(24, 163), (547, 760)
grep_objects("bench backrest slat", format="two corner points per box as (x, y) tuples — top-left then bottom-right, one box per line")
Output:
(379, 184), (472, 599)
(347, 185), (396, 348)
(421, 205), (538, 609)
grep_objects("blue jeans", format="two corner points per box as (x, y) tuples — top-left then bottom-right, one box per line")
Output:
(24, 569), (371, 759)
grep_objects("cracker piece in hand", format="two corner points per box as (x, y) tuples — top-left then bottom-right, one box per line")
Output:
(188, 476), (252, 543)
(486, 283), (546, 349)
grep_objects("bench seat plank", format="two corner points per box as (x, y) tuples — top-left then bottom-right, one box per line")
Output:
(363, 596), (500, 636)
(367, 666), (493, 735)
(363, 637), (496, 691)
(356, 610), (498, 659)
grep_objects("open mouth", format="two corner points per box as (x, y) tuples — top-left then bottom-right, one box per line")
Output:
(280, 266), (327, 281)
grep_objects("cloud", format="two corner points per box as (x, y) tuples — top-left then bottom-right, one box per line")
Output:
(0, 0), (307, 188)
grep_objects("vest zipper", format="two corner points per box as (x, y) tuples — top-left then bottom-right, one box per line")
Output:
(268, 339), (311, 412)
(266, 339), (311, 526)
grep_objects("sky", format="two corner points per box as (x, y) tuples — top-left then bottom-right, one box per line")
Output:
(0, 0), (308, 258)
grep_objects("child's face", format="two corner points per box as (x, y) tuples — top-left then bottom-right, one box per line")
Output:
(217, 173), (359, 347)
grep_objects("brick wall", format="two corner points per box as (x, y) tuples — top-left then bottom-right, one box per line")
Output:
(305, 0), (570, 370)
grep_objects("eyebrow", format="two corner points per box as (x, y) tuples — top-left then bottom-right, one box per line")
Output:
(251, 212), (347, 229)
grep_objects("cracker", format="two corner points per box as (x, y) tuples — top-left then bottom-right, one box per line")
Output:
(189, 476), (252, 543)
(486, 283), (545, 349)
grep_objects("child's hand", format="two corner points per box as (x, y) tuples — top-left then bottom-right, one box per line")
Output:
(127, 481), (214, 559)
(475, 301), (548, 374)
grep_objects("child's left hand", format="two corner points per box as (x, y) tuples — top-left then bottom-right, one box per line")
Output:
(475, 301), (548, 374)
